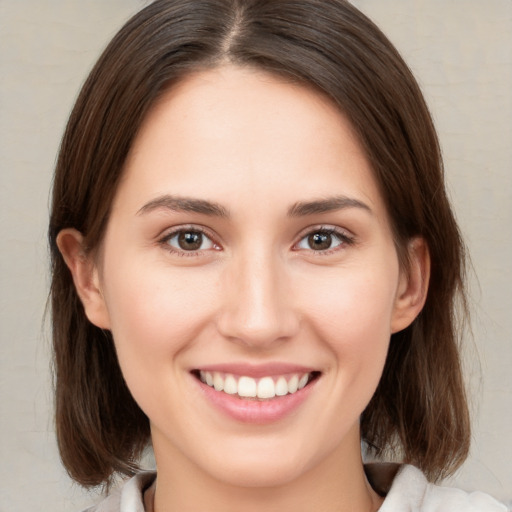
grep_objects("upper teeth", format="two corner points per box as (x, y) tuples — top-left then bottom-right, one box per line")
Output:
(199, 371), (310, 399)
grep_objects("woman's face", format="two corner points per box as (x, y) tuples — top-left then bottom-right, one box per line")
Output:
(74, 65), (424, 487)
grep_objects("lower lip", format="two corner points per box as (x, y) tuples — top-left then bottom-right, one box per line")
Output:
(193, 376), (318, 424)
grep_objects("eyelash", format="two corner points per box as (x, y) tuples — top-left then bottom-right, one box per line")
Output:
(158, 225), (355, 257)
(158, 225), (219, 257)
(293, 226), (356, 255)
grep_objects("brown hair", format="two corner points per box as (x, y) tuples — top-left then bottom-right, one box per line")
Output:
(49, 0), (470, 488)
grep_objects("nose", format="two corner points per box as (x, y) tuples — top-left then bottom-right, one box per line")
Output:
(216, 248), (300, 349)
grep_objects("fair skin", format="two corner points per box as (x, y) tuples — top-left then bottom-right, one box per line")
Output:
(58, 65), (429, 512)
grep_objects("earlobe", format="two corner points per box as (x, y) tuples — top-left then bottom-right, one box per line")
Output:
(391, 238), (430, 334)
(56, 229), (111, 329)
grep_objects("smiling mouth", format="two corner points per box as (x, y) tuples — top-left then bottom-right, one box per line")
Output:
(191, 370), (321, 400)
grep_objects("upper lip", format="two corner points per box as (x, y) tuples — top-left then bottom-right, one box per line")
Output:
(192, 362), (319, 378)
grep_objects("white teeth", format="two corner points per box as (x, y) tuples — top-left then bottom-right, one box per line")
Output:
(288, 375), (299, 394)
(298, 373), (309, 389)
(257, 377), (276, 399)
(223, 374), (237, 394)
(213, 372), (224, 391)
(198, 371), (314, 399)
(275, 376), (288, 396)
(238, 376), (257, 397)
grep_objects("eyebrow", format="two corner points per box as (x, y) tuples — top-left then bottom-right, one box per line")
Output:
(137, 194), (371, 218)
(287, 195), (372, 217)
(137, 195), (229, 218)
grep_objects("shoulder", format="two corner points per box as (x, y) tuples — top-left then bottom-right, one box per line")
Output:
(375, 464), (509, 512)
(80, 471), (156, 512)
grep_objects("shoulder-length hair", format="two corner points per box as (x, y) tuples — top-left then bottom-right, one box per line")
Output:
(49, 0), (470, 488)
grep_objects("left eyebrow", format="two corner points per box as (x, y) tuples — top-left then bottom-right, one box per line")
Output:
(287, 195), (372, 217)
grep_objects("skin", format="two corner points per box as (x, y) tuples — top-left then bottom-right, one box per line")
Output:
(58, 65), (429, 512)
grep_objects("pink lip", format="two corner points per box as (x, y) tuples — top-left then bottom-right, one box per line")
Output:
(193, 362), (317, 378)
(190, 367), (320, 424)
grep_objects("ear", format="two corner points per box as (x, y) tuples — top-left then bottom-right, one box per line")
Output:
(56, 228), (111, 329)
(391, 237), (430, 333)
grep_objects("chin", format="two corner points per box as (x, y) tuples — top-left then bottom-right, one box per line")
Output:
(199, 437), (327, 489)
(213, 457), (307, 489)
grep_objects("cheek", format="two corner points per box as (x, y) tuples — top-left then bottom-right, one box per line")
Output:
(100, 255), (219, 371)
(301, 265), (398, 337)
(100, 260), (224, 423)
(298, 266), (397, 386)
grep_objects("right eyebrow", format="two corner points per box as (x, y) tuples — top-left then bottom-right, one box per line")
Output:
(136, 194), (230, 218)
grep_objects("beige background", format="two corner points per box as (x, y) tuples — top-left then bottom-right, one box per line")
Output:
(0, 1), (510, 510)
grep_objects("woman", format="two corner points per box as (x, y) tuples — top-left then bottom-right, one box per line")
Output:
(49, 0), (507, 510)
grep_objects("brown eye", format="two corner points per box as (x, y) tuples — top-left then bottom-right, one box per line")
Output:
(178, 231), (203, 250)
(295, 227), (353, 253)
(307, 232), (333, 250)
(165, 229), (216, 252)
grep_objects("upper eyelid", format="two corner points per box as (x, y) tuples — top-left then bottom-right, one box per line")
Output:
(295, 224), (354, 240)
(159, 224), (217, 241)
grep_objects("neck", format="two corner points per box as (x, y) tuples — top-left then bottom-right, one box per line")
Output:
(150, 426), (383, 512)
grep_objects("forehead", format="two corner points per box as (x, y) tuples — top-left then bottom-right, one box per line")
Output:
(115, 64), (386, 220)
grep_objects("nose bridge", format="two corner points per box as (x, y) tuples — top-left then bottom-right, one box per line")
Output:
(217, 244), (298, 347)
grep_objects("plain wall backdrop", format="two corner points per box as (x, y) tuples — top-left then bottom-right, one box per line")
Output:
(0, 1), (511, 510)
